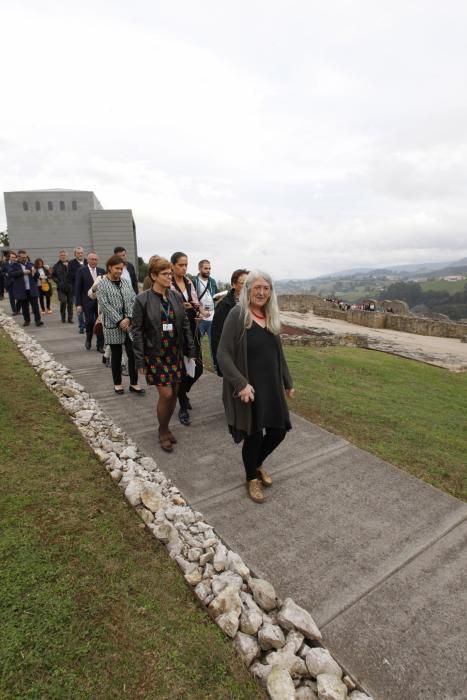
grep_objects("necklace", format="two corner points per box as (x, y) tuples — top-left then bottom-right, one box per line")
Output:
(251, 309), (266, 320)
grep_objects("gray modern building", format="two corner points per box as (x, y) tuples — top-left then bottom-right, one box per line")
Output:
(3, 189), (138, 268)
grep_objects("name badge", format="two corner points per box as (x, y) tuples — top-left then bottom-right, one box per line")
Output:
(163, 323), (173, 332)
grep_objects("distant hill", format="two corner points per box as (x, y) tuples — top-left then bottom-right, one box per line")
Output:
(276, 257), (467, 294)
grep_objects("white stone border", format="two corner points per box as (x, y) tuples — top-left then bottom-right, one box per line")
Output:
(0, 310), (373, 700)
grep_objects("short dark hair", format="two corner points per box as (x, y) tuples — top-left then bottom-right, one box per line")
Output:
(18, 249), (27, 255)
(106, 254), (124, 271)
(231, 268), (249, 286)
(114, 246), (126, 255)
(198, 259), (210, 268)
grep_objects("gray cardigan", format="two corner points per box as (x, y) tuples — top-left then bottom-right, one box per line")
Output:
(217, 305), (293, 437)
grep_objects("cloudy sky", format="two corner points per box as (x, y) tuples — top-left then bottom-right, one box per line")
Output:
(1, 0), (467, 280)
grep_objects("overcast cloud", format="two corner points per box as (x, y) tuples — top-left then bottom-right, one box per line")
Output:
(1, 0), (467, 280)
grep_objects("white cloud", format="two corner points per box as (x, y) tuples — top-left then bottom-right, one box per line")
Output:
(1, 0), (467, 280)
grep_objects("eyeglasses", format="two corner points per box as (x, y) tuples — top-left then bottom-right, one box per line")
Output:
(159, 272), (173, 277)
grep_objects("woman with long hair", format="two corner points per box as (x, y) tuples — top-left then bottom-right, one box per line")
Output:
(132, 256), (195, 452)
(96, 254), (143, 395)
(34, 258), (53, 314)
(170, 251), (206, 426)
(217, 270), (294, 504)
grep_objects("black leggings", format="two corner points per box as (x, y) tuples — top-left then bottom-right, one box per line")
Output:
(242, 428), (287, 481)
(110, 336), (137, 386)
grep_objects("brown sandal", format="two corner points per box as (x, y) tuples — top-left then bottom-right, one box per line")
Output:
(158, 428), (174, 452)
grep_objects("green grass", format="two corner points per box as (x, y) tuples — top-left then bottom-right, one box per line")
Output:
(0, 331), (264, 700)
(284, 345), (467, 501)
(420, 279), (466, 294)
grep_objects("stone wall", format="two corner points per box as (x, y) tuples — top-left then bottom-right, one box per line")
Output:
(281, 332), (369, 349)
(278, 295), (467, 340)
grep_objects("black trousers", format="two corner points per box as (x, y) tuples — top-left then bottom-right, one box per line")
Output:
(39, 289), (52, 311)
(110, 336), (137, 385)
(242, 428), (287, 481)
(20, 291), (41, 323)
(59, 289), (74, 321)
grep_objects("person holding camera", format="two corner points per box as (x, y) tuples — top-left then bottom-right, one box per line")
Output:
(170, 251), (207, 426)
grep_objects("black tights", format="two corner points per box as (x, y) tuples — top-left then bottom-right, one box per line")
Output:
(242, 428), (287, 481)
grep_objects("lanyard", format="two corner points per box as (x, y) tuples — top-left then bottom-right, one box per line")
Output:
(160, 296), (172, 324)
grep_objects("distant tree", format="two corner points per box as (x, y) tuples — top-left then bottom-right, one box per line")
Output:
(0, 229), (9, 247)
(379, 281), (422, 306)
(137, 256), (148, 283)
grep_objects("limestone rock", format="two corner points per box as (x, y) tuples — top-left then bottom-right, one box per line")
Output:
(258, 623), (286, 650)
(348, 692), (372, 700)
(140, 485), (163, 513)
(266, 648), (308, 677)
(248, 577), (278, 612)
(120, 445), (138, 460)
(110, 469), (122, 482)
(216, 610), (239, 638)
(317, 674), (348, 700)
(234, 631), (261, 667)
(208, 584), (242, 619)
(250, 661), (272, 685)
(139, 456), (159, 471)
(278, 598), (322, 641)
(194, 581), (212, 603)
(306, 648), (342, 679)
(199, 549), (214, 566)
(213, 543), (228, 572)
(212, 571), (243, 595)
(185, 569), (203, 586)
(137, 507), (154, 525)
(174, 555), (197, 575)
(151, 522), (173, 544)
(286, 629), (305, 654)
(267, 666), (296, 700)
(124, 479), (143, 506)
(187, 548), (203, 562)
(239, 607), (263, 636)
(226, 550), (250, 579)
(296, 687), (318, 700)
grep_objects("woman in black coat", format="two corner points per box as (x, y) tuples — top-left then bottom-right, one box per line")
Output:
(211, 268), (248, 375)
(132, 256), (195, 453)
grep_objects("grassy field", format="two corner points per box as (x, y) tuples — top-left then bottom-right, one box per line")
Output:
(419, 278), (466, 294)
(284, 345), (467, 501)
(0, 331), (264, 700)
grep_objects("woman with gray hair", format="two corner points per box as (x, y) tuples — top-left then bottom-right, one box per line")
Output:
(217, 270), (294, 503)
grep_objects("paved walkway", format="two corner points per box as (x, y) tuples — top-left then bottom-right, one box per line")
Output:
(281, 310), (467, 372)
(5, 302), (467, 700)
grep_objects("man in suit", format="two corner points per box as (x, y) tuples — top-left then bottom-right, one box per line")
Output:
(113, 246), (139, 294)
(75, 251), (105, 351)
(9, 249), (43, 327)
(67, 246), (87, 334)
(52, 249), (74, 323)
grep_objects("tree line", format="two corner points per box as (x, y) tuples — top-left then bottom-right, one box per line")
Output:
(378, 281), (467, 320)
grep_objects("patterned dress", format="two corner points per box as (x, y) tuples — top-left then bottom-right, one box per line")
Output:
(144, 295), (183, 386)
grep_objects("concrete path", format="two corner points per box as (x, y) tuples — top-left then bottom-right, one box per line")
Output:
(7, 303), (467, 700)
(281, 310), (467, 372)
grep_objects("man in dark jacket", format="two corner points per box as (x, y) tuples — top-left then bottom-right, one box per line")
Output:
(52, 250), (74, 323)
(9, 249), (43, 327)
(1, 251), (19, 314)
(113, 246), (139, 294)
(75, 251), (105, 351)
(67, 246), (87, 333)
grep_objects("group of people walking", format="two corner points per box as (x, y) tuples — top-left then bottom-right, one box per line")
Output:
(1, 245), (295, 505)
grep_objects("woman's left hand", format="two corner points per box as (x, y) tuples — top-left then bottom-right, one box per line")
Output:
(119, 318), (130, 331)
(286, 388), (295, 399)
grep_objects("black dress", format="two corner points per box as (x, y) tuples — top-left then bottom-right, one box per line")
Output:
(246, 321), (291, 434)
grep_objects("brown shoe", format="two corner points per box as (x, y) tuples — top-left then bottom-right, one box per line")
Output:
(247, 478), (264, 503)
(257, 465), (272, 487)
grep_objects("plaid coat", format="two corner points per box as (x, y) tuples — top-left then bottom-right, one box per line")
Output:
(96, 277), (136, 345)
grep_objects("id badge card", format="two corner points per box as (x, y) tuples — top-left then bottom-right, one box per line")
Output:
(163, 323), (173, 332)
